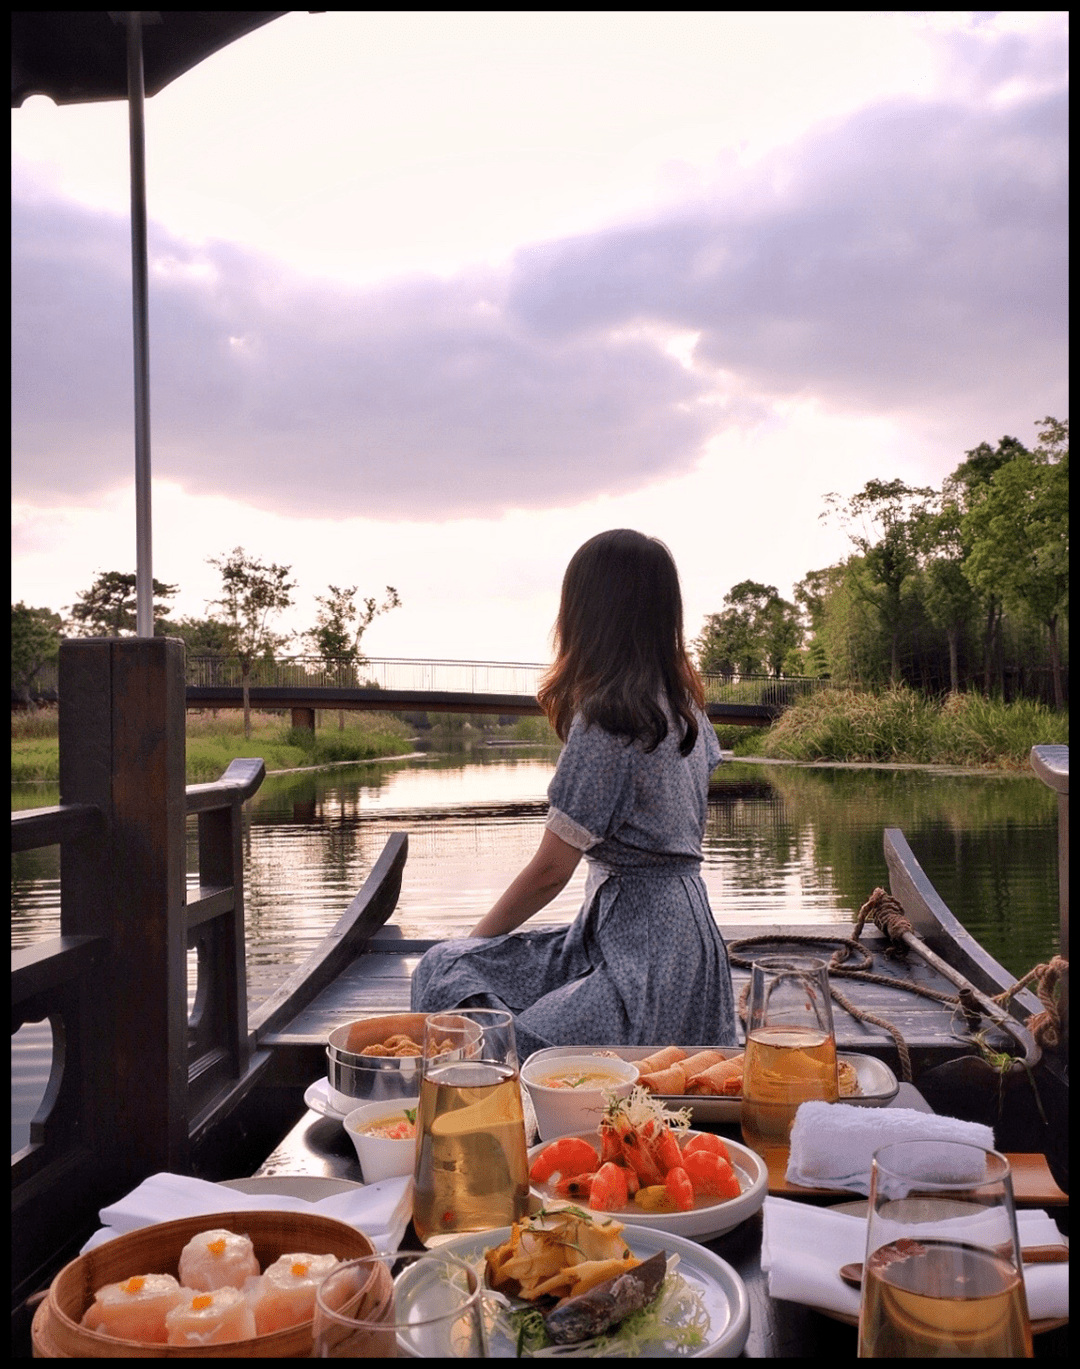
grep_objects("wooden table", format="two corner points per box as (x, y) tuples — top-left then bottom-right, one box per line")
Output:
(254, 1084), (1068, 1357)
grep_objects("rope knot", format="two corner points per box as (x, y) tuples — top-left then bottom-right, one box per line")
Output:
(855, 887), (913, 956)
(1015, 956), (1068, 1052)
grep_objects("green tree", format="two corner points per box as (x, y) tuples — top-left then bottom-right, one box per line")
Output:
(945, 435), (1030, 695)
(306, 584), (401, 729)
(66, 570), (178, 637)
(962, 419), (1069, 708)
(912, 498), (980, 694)
(821, 479), (934, 684)
(207, 547), (296, 738)
(307, 585), (400, 671)
(169, 616), (235, 655)
(793, 566), (844, 678)
(12, 602), (62, 697)
(760, 595), (802, 677)
(695, 581), (802, 677)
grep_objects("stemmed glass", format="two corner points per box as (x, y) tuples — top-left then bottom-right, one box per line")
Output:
(412, 1008), (530, 1248)
(312, 1250), (486, 1358)
(858, 1140), (1032, 1358)
(740, 953), (838, 1162)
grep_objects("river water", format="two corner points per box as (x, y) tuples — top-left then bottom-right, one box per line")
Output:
(11, 744), (1063, 1153)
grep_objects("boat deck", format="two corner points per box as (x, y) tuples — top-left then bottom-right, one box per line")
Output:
(258, 921), (988, 1086)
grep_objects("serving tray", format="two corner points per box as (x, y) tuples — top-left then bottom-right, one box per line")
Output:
(522, 1046), (898, 1123)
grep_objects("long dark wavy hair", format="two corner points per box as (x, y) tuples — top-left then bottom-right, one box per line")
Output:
(537, 529), (705, 756)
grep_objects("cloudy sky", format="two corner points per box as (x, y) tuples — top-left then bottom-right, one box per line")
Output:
(11, 11), (1068, 661)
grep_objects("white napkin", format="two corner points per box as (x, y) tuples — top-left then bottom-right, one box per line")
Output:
(80, 1171), (412, 1255)
(787, 1102), (995, 1195)
(761, 1197), (1069, 1321)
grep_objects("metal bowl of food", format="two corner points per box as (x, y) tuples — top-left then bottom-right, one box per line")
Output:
(325, 1012), (483, 1111)
(326, 1013), (430, 1111)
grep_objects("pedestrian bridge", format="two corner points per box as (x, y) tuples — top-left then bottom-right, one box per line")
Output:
(185, 657), (827, 728)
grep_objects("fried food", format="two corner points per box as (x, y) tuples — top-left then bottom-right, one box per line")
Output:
(637, 1048), (862, 1098)
(357, 1032), (455, 1058)
(484, 1212), (640, 1303)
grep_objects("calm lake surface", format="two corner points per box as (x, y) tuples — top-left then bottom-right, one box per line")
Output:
(11, 744), (1062, 1153)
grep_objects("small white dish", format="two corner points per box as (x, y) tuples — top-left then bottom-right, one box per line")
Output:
(344, 1098), (419, 1183)
(521, 1054), (638, 1141)
(528, 1131), (767, 1242)
(304, 1077), (349, 1121)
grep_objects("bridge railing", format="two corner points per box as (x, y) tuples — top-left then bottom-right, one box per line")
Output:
(185, 656), (831, 705)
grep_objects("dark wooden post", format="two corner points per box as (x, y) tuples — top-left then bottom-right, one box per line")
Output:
(58, 636), (189, 1186)
(1030, 745), (1069, 961)
(291, 705), (316, 734)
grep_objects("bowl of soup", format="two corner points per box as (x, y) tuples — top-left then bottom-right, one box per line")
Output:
(343, 1098), (420, 1182)
(520, 1054), (639, 1141)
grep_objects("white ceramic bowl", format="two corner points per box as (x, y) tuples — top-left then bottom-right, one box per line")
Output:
(528, 1130), (768, 1241)
(521, 1053), (639, 1141)
(343, 1098), (419, 1183)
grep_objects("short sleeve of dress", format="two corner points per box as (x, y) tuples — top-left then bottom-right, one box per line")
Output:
(703, 715), (723, 772)
(545, 717), (633, 851)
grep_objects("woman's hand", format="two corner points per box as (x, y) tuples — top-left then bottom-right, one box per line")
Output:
(469, 828), (582, 937)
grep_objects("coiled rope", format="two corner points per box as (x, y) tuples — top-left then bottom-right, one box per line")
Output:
(992, 955), (1068, 1052)
(727, 887), (1047, 1083)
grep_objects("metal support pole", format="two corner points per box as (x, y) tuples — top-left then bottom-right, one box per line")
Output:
(126, 12), (154, 638)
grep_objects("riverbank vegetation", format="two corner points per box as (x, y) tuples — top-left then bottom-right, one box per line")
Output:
(695, 418), (1068, 707)
(717, 687), (1068, 769)
(11, 709), (413, 785)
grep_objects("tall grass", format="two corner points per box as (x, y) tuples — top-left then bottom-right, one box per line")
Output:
(733, 686), (1069, 769)
(11, 709), (413, 784)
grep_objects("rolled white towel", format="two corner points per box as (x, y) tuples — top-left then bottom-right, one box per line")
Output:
(786, 1102), (995, 1195)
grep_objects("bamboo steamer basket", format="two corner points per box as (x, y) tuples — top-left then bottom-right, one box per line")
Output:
(31, 1209), (375, 1358)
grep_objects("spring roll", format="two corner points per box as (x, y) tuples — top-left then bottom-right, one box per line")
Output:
(676, 1050), (729, 1078)
(633, 1046), (687, 1075)
(686, 1055), (744, 1095)
(637, 1064), (689, 1094)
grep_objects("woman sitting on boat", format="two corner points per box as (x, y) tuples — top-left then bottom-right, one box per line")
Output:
(411, 528), (738, 1056)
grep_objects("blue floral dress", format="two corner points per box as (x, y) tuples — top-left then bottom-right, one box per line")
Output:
(410, 708), (737, 1057)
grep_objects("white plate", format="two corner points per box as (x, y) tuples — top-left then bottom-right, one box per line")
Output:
(218, 1175), (365, 1200)
(401, 1223), (750, 1357)
(528, 1132), (767, 1241)
(523, 1046), (899, 1123)
(305, 1077), (350, 1120)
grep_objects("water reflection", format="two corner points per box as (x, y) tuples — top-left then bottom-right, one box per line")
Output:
(12, 748), (1061, 1152)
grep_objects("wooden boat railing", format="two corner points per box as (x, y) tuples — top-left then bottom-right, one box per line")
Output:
(11, 637), (275, 1305)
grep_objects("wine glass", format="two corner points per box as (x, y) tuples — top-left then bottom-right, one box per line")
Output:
(312, 1250), (486, 1358)
(858, 1140), (1033, 1358)
(412, 1008), (530, 1248)
(740, 954), (838, 1162)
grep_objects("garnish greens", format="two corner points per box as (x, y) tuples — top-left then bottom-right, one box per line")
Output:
(501, 1266), (711, 1358)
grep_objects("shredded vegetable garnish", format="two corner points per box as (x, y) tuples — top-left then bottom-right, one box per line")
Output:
(605, 1085), (692, 1136)
(492, 1258), (711, 1358)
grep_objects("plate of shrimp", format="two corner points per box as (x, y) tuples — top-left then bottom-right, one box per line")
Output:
(527, 1087), (767, 1241)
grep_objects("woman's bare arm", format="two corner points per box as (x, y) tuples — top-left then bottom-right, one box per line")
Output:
(469, 827), (582, 937)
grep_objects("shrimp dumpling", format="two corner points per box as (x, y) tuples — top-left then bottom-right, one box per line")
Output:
(81, 1273), (183, 1343)
(246, 1252), (341, 1333)
(178, 1227), (260, 1291)
(166, 1286), (257, 1345)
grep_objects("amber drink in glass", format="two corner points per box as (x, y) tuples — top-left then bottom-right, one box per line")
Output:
(412, 1009), (529, 1248)
(858, 1140), (1032, 1358)
(740, 954), (838, 1162)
